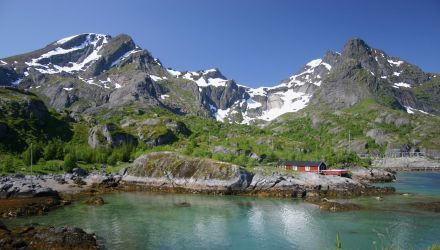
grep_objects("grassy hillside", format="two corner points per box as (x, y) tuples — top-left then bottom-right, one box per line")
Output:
(1, 88), (439, 175)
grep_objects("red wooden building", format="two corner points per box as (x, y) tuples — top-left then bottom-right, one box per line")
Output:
(279, 161), (327, 173)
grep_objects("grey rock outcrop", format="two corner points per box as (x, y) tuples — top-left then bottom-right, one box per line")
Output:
(122, 152), (254, 193)
(366, 128), (392, 146)
(350, 167), (396, 183)
(88, 123), (137, 149)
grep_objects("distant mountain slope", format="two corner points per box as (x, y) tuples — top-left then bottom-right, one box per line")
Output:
(0, 34), (439, 124)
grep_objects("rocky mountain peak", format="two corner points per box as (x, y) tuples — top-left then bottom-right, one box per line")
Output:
(341, 38), (372, 59)
(53, 33), (110, 48)
(201, 68), (226, 80)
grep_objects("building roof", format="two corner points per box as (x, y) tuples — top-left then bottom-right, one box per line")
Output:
(279, 161), (326, 166)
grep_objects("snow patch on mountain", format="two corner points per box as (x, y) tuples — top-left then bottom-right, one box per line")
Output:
(388, 59), (404, 66)
(195, 77), (228, 87)
(283, 58), (331, 88)
(110, 49), (142, 67)
(215, 107), (231, 122)
(26, 34), (109, 74)
(167, 68), (228, 87)
(12, 78), (22, 85)
(56, 34), (80, 45)
(0, 60), (7, 65)
(228, 57), (333, 124)
(405, 106), (428, 115)
(149, 75), (167, 82)
(248, 87), (267, 97)
(258, 90), (311, 121)
(306, 59), (332, 71)
(167, 69), (181, 77)
(246, 97), (262, 109)
(393, 82), (411, 89)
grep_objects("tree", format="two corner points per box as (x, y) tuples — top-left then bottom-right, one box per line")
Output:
(43, 138), (64, 160)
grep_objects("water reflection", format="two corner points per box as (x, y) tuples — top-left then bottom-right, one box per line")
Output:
(3, 177), (440, 250)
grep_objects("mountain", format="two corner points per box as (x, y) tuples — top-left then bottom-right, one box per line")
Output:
(1, 34), (440, 171)
(1, 34), (439, 125)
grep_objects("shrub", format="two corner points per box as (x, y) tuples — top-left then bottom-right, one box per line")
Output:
(0, 155), (15, 173)
(21, 143), (43, 166)
(64, 153), (77, 172)
(107, 151), (121, 165)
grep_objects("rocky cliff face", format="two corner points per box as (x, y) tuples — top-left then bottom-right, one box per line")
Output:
(1, 34), (439, 124)
(0, 87), (49, 125)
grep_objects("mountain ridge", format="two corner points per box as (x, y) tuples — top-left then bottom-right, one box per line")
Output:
(1, 35), (440, 173)
(1, 33), (439, 125)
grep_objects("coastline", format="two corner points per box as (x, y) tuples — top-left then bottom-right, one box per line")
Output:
(4, 151), (440, 219)
(3, 154), (439, 219)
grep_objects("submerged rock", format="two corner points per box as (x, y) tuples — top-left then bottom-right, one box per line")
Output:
(0, 196), (66, 218)
(319, 200), (362, 212)
(0, 225), (101, 250)
(410, 201), (440, 213)
(84, 196), (105, 206)
(175, 202), (191, 207)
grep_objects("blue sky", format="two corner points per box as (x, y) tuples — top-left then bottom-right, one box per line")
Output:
(0, 0), (439, 87)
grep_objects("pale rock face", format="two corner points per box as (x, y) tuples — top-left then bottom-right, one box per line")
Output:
(266, 94), (284, 110)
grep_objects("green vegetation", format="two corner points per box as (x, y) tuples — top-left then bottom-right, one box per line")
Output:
(1, 87), (440, 175)
(63, 153), (77, 172)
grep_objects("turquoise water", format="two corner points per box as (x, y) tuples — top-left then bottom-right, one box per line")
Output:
(3, 172), (440, 250)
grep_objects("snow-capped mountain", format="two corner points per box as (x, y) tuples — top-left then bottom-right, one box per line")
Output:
(0, 34), (438, 123)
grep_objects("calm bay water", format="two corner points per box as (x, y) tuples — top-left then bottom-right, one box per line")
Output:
(4, 172), (440, 250)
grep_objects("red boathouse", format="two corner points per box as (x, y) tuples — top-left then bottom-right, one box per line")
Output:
(279, 161), (327, 173)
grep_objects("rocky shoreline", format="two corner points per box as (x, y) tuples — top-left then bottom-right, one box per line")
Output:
(349, 166), (396, 183)
(0, 222), (101, 250)
(4, 152), (439, 249)
(0, 170), (118, 218)
(118, 152), (396, 200)
(0, 152), (399, 219)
